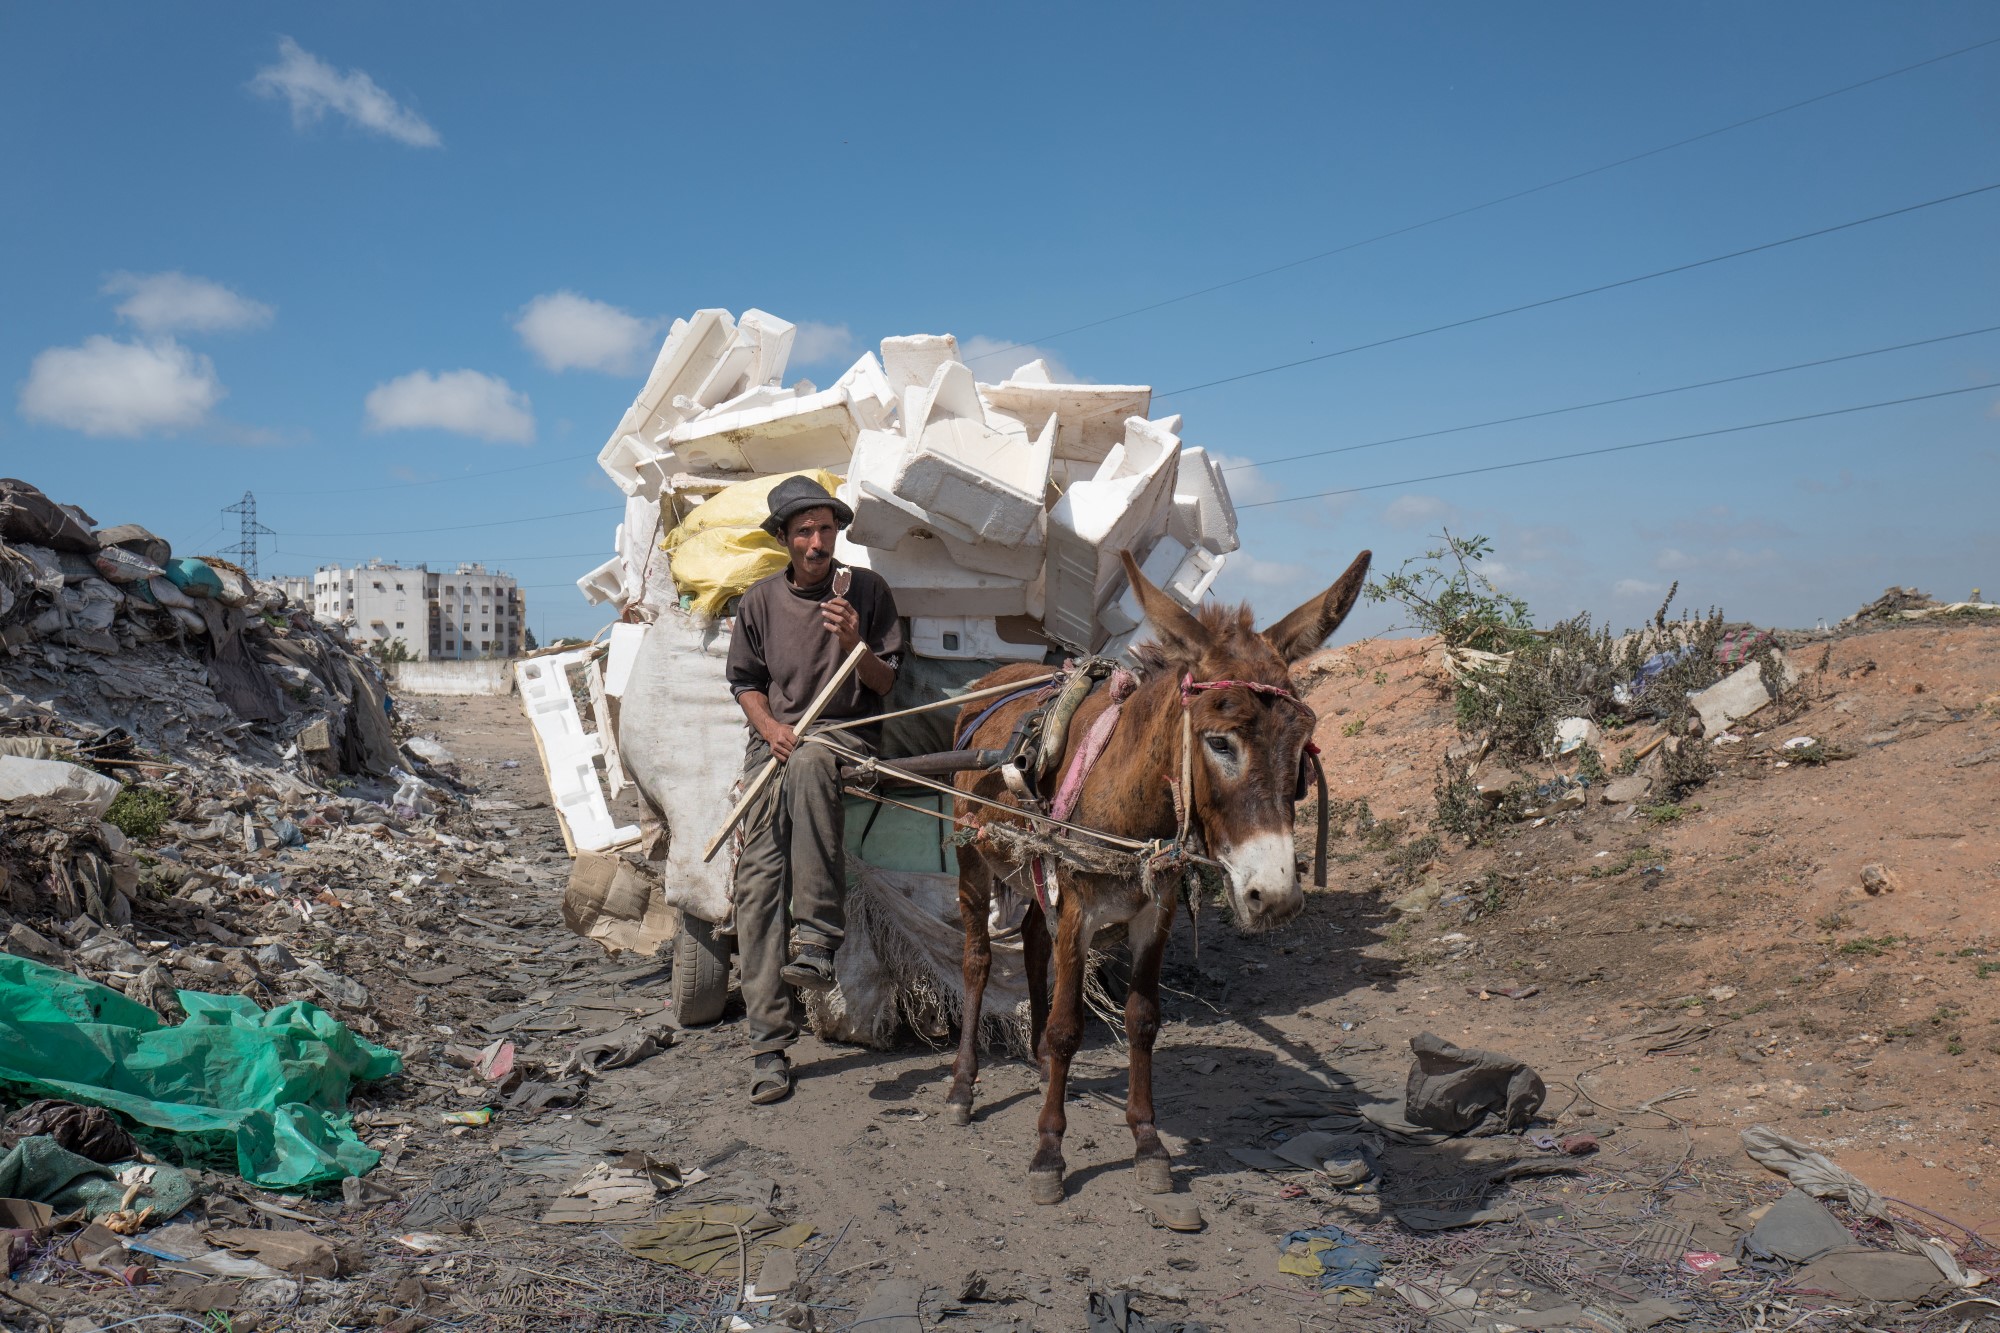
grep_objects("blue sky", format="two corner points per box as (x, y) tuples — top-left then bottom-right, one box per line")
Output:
(4, 3), (1995, 644)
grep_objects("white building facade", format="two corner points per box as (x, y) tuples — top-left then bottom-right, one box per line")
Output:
(311, 561), (525, 660)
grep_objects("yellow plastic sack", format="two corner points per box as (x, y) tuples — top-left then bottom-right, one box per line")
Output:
(662, 469), (843, 619)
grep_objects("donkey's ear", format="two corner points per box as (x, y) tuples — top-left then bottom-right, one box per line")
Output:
(1262, 550), (1372, 663)
(1121, 550), (1208, 660)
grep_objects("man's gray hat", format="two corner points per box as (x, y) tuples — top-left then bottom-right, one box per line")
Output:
(761, 474), (855, 539)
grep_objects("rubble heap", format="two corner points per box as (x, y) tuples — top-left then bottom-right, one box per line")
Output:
(579, 311), (1242, 658)
(0, 476), (414, 984)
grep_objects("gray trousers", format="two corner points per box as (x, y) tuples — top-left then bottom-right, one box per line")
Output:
(733, 730), (871, 1053)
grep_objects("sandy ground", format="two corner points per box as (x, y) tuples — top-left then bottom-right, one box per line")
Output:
(383, 614), (1996, 1328)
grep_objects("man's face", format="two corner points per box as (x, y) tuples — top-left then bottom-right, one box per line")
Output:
(785, 507), (839, 583)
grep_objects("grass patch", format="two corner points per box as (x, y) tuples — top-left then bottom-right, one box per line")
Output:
(1978, 962), (2000, 980)
(1341, 716), (1367, 738)
(1589, 845), (1667, 879)
(104, 786), (176, 841)
(1837, 935), (1900, 957)
(1642, 802), (1694, 825)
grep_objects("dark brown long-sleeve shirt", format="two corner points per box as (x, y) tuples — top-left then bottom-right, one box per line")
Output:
(726, 562), (901, 725)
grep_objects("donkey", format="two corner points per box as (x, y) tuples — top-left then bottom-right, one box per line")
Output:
(948, 548), (1372, 1204)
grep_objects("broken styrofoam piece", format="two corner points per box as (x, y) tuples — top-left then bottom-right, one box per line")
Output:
(940, 526), (1045, 580)
(833, 352), (898, 430)
(909, 616), (1047, 662)
(704, 383), (798, 419)
(576, 556), (625, 607)
(1692, 655), (1798, 737)
(618, 495), (666, 607)
(667, 385), (860, 476)
(516, 651), (640, 853)
(880, 334), (962, 394)
(981, 380), (1152, 465)
(1042, 419), (1183, 650)
(1166, 446), (1240, 555)
(600, 310), (735, 493)
(1000, 357), (1052, 384)
(604, 622), (650, 698)
(596, 435), (679, 503)
(890, 363), (1053, 548)
(840, 430), (925, 547)
(737, 308), (797, 391)
(835, 532), (1028, 617)
(688, 310), (794, 411)
(1100, 532), (1226, 618)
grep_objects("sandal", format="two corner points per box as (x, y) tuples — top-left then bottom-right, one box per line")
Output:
(750, 1051), (793, 1105)
(780, 942), (837, 993)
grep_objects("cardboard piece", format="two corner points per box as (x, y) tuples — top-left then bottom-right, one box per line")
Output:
(562, 851), (677, 957)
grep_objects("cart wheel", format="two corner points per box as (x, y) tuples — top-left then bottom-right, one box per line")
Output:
(672, 913), (732, 1027)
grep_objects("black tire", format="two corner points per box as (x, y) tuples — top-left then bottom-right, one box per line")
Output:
(672, 912), (732, 1027)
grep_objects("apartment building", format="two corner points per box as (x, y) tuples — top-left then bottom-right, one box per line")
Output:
(311, 561), (525, 660)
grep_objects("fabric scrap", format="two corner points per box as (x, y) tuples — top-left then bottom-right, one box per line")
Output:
(0, 1135), (194, 1221)
(623, 1204), (813, 1278)
(1277, 1224), (1383, 1295)
(1086, 1288), (1212, 1333)
(1404, 1032), (1546, 1134)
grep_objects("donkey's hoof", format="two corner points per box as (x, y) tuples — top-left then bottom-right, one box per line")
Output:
(945, 1100), (972, 1127)
(1027, 1170), (1065, 1206)
(1133, 1156), (1174, 1195)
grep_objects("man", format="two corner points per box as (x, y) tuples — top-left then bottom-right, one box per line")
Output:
(725, 475), (901, 1104)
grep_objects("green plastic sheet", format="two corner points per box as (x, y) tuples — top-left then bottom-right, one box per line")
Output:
(0, 1135), (195, 1220)
(0, 956), (402, 1190)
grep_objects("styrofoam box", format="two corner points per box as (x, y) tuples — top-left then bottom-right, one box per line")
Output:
(576, 556), (625, 607)
(890, 362), (1051, 547)
(1042, 417), (1183, 649)
(599, 310), (736, 492)
(835, 532), (1028, 617)
(981, 380), (1153, 466)
(516, 651), (639, 852)
(833, 353), (898, 431)
(668, 385), (861, 476)
(603, 622), (651, 698)
(909, 616), (1047, 662)
(1167, 446), (1240, 555)
(880, 333), (961, 394)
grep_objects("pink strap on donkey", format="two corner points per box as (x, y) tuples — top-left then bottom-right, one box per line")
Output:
(1050, 668), (1138, 822)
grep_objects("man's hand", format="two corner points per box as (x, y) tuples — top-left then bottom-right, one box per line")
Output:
(759, 718), (800, 761)
(820, 596), (862, 652)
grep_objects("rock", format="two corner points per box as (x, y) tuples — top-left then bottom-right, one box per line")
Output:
(1859, 864), (1899, 895)
(255, 942), (300, 974)
(1472, 766), (1522, 802)
(0, 755), (122, 823)
(1599, 775), (1651, 804)
(5, 922), (63, 963)
(1691, 655), (1798, 737)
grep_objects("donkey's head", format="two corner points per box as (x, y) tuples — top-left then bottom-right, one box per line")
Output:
(1123, 549), (1372, 932)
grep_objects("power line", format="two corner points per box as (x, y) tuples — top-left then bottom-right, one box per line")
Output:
(1160, 181), (2000, 400)
(259, 452), (593, 497)
(281, 505), (621, 538)
(1229, 323), (2000, 473)
(963, 34), (2000, 367)
(1237, 382), (1993, 509)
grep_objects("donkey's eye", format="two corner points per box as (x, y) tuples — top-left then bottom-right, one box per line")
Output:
(1205, 735), (1233, 756)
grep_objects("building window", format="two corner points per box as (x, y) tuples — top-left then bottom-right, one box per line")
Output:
(395, 621), (405, 629)
(395, 583), (405, 592)
(480, 641), (489, 651)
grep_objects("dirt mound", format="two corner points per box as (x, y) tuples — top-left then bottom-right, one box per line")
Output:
(1299, 617), (2000, 1235)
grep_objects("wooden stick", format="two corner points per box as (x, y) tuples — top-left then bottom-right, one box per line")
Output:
(703, 640), (870, 863)
(813, 672), (1057, 735)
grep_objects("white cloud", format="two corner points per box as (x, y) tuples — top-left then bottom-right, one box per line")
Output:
(1476, 558), (1519, 590)
(1228, 551), (1308, 587)
(104, 271), (273, 334)
(791, 321), (858, 369)
(1210, 453), (1276, 506)
(250, 37), (441, 148)
(1614, 578), (1664, 598)
(364, 369), (534, 444)
(18, 336), (224, 437)
(1381, 493), (1455, 529)
(1653, 547), (1695, 572)
(514, 291), (658, 374)
(960, 335), (1086, 385)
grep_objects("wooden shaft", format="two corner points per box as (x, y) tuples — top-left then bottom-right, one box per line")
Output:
(813, 673), (1058, 735)
(702, 640), (871, 863)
